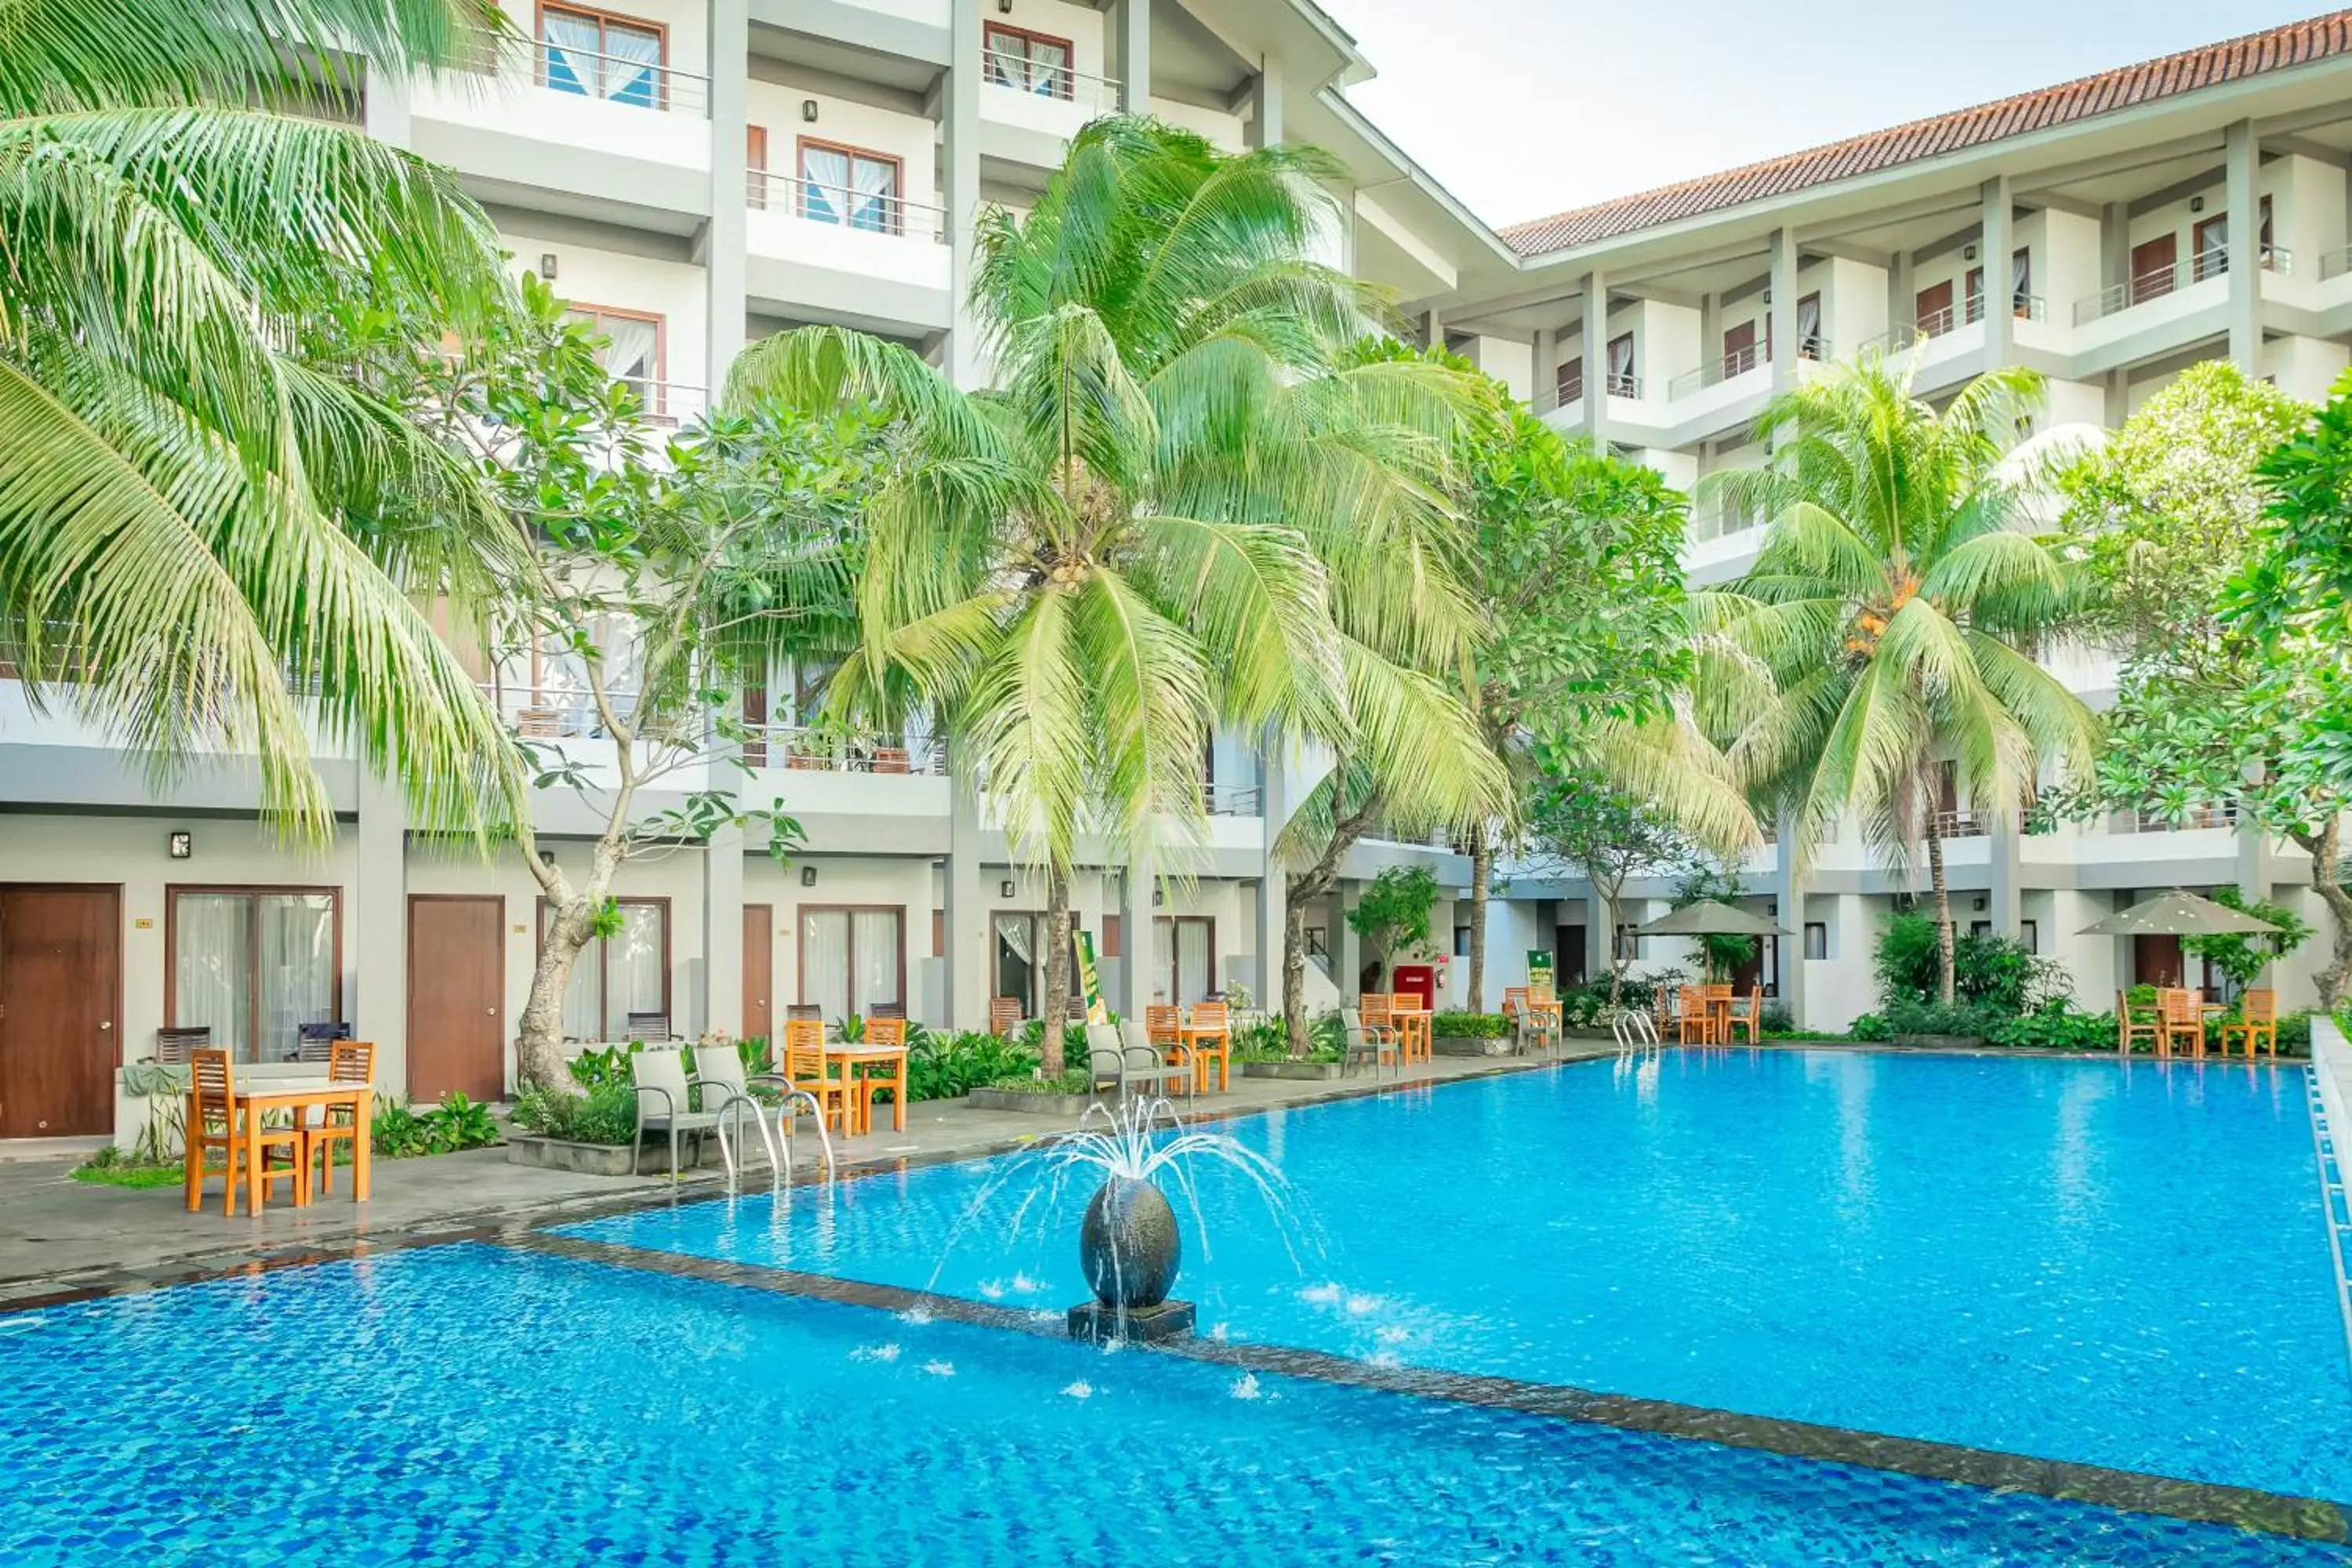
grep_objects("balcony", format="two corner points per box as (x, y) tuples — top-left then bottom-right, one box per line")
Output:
(408, 38), (712, 211)
(1203, 782), (1263, 817)
(748, 725), (946, 775)
(623, 379), (706, 428)
(743, 172), (953, 316)
(979, 45), (1118, 147)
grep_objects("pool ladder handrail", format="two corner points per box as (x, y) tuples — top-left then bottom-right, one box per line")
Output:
(712, 1081), (836, 1188)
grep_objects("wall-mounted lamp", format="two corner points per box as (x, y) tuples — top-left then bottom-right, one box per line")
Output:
(996, 0), (1012, 12)
(800, 865), (818, 887)
(1152, 887), (1165, 907)
(167, 830), (192, 860)
(2190, 195), (2206, 213)
(1963, 243), (1978, 261)
(1000, 879), (1017, 898)
(1760, 289), (1772, 305)
(800, 98), (818, 123)
(1973, 895), (1988, 912)
(537, 253), (557, 280)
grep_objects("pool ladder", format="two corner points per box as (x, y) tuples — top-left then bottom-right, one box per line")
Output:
(708, 1088), (835, 1189)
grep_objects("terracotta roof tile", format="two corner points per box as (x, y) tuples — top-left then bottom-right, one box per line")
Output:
(1499, 12), (2352, 256)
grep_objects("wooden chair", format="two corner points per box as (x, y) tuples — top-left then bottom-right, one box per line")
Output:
(185, 1050), (304, 1216)
(624, 1011), (678, 1042)
(1145, 1004), (1184, 1050)
(155, 1025), (210, 1065)
(1186, 1000), (1232, 1091)
(989, 996), (1025, 1038)
(1724, 987), (1763, 1045)
(2220, 989), (2278, 1058)
(294, 1022), (351, 1065)
(1704, 983), (1733, 1044)
(1502, 985), (1529, 1044)
(782, 1018), (852, 1138)
(1359, 993), (1395, 1041)
(1674, 985), (1713, 1045)
(2158, 987), (2205, 1059)
(2116, 990), (2160, 1055)
(306, 1041), (375, 1196)
(855, 1015), (908, 1134)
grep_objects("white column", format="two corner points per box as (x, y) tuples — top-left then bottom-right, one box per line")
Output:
(705, 0), (750, 398)
(1768, 227), (1798, 390)
(1112, 0), (1151, 114)
(2225, 119), (2260, 376)
(1580, 272), (1607, 445)
(354, 772), (408, 1084)
(944, 0), (984, 388)
(702, 827), (743, 1038)
(1119, 852), (1155, 1019)
(1252, 739), (1287, 1013)
(1981, 174), (2013, 374)
(1531, 325), (1556, 413)
(946, 771), (987, 1029)
(1244, 56), (1282, 150)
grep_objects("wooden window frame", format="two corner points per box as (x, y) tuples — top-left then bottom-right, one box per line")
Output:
(982, 20), (1076, 101)
(536, 895), (671, 1039)
(1605, 332), (1635, 396)
(1795, 291), (1824, 359)
(165, 885), (345, 1063)
(746, 124), (770, 210)
(1555, 355), (1584, 404)
(2192, 213), (2230, 282)
(1151, 913), (1216, 1004)
(565, 301), (666, 414)
(793, 136), (907, 237)
(535, 2), (670, 111)
(797, 902), (909, 1014)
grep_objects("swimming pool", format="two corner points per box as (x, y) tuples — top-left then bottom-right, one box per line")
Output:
(567, 1049), (2352, 1502)
(5, 1242), (2345, 1566)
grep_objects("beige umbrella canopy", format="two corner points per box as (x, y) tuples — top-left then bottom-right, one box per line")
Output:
(1635, 901), (1791, 938)
(2076, 889), (2278, 937)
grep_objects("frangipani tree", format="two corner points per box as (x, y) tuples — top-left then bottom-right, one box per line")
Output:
(0, 0), (532, 837)
(1697, 357), (2100, 1004)
(728, 118), (1503, 1070)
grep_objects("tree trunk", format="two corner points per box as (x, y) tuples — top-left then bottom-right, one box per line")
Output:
(1600, 881), (1626, 1007)
(1925, 814), (1955, 1007)
(1467, 819), (1494, 1013)
(2293, 818), (2352, 1011)
(1040, 863), (1072, 1077)
(1289, 888), (1327, 1062)
(517, 827), (630, 1091)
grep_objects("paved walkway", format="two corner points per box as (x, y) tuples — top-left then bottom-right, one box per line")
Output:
(0, 1050), (1591, 1307)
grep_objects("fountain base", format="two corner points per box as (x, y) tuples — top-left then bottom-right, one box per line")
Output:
(1065, 1298), (1196, 1345)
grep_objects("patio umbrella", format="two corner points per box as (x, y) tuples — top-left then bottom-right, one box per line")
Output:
(2074, 889), (2278, 937)
(1635, 901), (1791, 938)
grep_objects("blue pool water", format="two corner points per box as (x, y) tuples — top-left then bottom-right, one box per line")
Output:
(5, 1243), (2347, 1566)
(568, 1050), (2352, 1501)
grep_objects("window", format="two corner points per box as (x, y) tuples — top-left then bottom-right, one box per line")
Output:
(747, 125), (769, 209)
(1305, 925), (1328, 958)
(1151, 916), (1216, 1004)
(2020, 919), (2039, 954)
(2259, 194), (2278, 270)
(1606, 332), (1635, 396)
(797, 139), (903, 234)
(538, 3), (666, 108)
(169, 888), (341, 1063)
(1795, 292), (1824, 360)
(802, 905), (905, 1020)
(1969, 919), (1993, 938)
(1965, 265), (1984, 324)
(993, 911), (1044, 1014)
(2192, 214), (2230, 282)
(984, 22), (1073, 100)
(564, 304), (664, 411)
(1454, 924), (1472, 958)
(540, 897), (667, 1040)
(2011, 246), (2031, 316)
(931, 908), (946, 959)
(1102, 913), (1123, 959)
(1555, 355), (1584, 404)
(1613, 924), (1639, 962)
(1802, 922), (1828, 961)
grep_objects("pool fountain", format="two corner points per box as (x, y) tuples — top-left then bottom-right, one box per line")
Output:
(1050, 1097), (1292, 1344)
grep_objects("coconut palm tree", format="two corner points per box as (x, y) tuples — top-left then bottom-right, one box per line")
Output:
(727, 118), (1504, 1069)
(1696, 357), (2099, 1004)
(0, 0), (530, 837)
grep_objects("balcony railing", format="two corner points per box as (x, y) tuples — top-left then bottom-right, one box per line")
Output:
(2112, 803), (2239, 834)
(1962, 291), (2047, 327)
(487, 684), (640, 740)
(1929, 809), (1984, 840)
(532, 40), (709, 116)
(750, 724), (947, 775)
(619, 379), (706, 427)
(746, 172), (949, 243)
(1602, 370), (1642, 399)
(981, 48), (1120, 113)
(1663, 336), (1833, 400)
(2073, 245), (2248, 325)
(2323, 245), (2352, 281)
(1555, 372), (1584, 405)
(1203, 782), (1263, 817)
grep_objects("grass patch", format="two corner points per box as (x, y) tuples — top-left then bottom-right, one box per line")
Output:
(982, 1070), (1098, 1095)
(70, 1159), (188, 1189)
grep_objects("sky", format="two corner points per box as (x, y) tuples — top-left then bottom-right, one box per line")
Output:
(1325, 1), (2332, 229)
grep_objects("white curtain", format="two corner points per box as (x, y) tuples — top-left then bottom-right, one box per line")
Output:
(852, 909), (902, 1013)
(600, 20), (662, 106)
(803, 909), (850, 1022)
(1025, 38), (1069, 96)
(539, 9), (600, 96)
(1175, 920), (1212, 1004)
(174, 895), (252, 1061)
(849, 154), (897, 233)
(1151, 916), (1173, 1004)
(612, 903), (666, 1027)
(597, 314), (659, 390)
(546, 906), (602, 1040)
(257, 895), (335, 1062)
(800, 146), (848, 223)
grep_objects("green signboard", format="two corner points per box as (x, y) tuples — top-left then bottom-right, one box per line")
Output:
(1073, 928), (1109, 1024)
(1526, 948), (1556, 997)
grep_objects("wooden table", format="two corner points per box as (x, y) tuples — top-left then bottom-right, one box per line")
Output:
(1178, 1022), (1230, 1091)
(187, 1080), (372, 1214)
(828, 1044), (909, 1135)
(1391, 1008), (1432, 1065)
(1519, 1000), (1563, 1047)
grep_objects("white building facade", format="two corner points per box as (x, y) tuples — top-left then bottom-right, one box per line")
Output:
(9, 9), (2352, 1142)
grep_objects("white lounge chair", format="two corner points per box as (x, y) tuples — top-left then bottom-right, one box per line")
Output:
(631, 1046), (724, 1178)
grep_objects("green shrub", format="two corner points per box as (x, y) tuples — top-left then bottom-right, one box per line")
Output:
(509, 1081), (640, 1146)
(1873, 913), (2068, 1014)
(1983, 1003), (2117, 1052)
(372, 1092), (502, 1157)
(1432, 1011), (1508, 1038)
(982, 1069), (1097, 1095)
(908, 1031), (1039, 1100)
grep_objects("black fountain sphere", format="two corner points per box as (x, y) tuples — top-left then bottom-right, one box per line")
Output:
(1067, 1176), (1196, 1343)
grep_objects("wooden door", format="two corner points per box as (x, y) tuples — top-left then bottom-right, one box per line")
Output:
(2129, 234), (2176, 304)
(743, 903), (773, 1044)
(1721, 320), (1757, 378)
(0, 887), (120, 1136)
(1915, 280), (1955, 336)
(407, 895), (504, 1102)
(2133, 933), (2184, 990)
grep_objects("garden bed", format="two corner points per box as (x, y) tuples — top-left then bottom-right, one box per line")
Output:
(505, 1134), (720, 1177)
(1433, 1034), (1515, 1058)
(965, 1087), (1111, 1117)
(1890, 1033), (1989, 1051)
